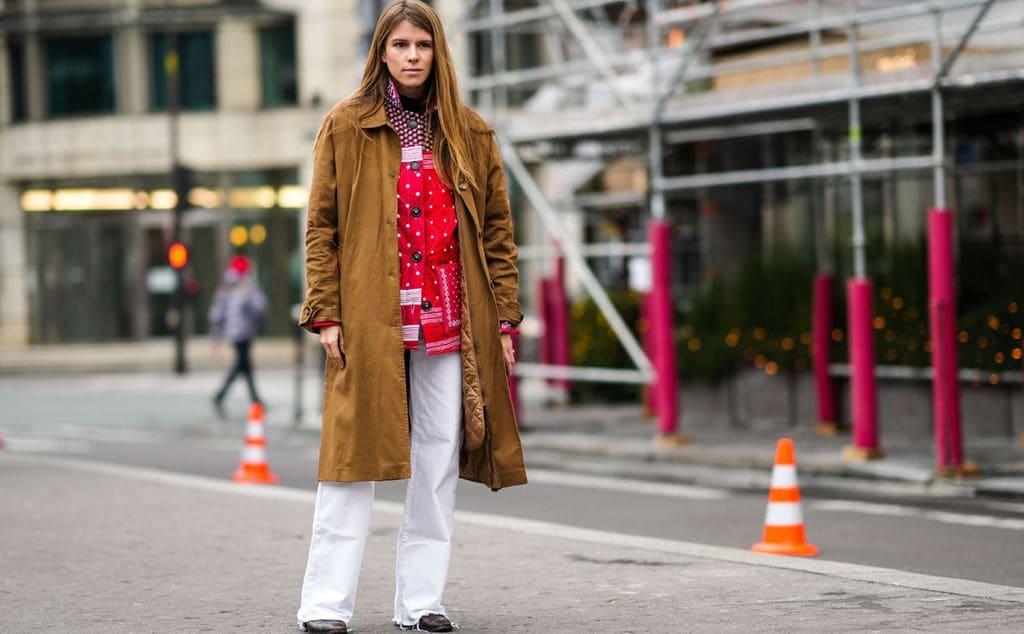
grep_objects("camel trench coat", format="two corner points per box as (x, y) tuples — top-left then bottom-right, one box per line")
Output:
(298, 100), (527, 491)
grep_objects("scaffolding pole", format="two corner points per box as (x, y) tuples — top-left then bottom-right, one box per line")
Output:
(843, 15), (883, 462)
(926, 1), (994, 476)
(549, 0), (639, 113)
(658, 156), (936, 192)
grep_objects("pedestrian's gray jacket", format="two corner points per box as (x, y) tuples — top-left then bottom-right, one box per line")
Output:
(209, 276), (267, 343)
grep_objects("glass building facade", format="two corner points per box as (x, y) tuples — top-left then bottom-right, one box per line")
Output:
(2, 5), (305, 343)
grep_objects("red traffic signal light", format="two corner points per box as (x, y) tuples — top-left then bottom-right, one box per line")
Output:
(168, 242), (189, 269)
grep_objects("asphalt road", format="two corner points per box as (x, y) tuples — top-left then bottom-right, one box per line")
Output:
(3, 369), (1024, 589)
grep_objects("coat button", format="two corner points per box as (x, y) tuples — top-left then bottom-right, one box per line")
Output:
(421, 300), (432, 311)
(458, 181), (467, 190)
(410, 161), (421, 171)
(411, 206), (422, 217)
(411, 251), (422, 263)
(408, 118), (419, 129)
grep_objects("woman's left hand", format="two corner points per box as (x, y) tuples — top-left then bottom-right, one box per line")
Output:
(500, 333), (515, 376)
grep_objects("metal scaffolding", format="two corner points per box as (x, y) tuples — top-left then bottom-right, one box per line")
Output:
(457, 0), (1023, 380)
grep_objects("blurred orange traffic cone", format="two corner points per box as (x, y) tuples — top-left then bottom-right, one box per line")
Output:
(752, 438), (818, 557)
(232, 403), (279, 484)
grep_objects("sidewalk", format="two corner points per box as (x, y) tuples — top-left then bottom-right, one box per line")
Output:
(517, 403), (1024, 499)
(2, 451), (1023, 633)
(0, 338), (301, 375)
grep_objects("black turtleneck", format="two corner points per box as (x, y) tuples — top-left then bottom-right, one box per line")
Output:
(399, 93), (428, 114)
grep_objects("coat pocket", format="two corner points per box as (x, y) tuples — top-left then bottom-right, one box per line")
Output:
(437, 262), (462, 337)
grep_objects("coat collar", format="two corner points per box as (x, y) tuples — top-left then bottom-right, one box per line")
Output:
(359, 105), (389, 130)
(356, 88), (483, 230)
(360, 78), (436, 129)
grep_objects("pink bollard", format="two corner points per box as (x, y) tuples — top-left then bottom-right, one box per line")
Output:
(928, 209), (970, 474)
(812, 273), (839, 435)
(843, 277), (883, 461)
(649, 220), (686, 444)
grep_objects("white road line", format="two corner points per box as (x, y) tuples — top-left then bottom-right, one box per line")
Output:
(525, 468), (729, 499)
(5, 452), (1024, 606)
(812, 499), (1024, 531)
(0, 438), (92, 454)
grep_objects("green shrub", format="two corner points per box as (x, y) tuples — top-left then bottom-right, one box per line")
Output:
(567, 240), (1024, 395)
(678, 240), (1023, 383)
(678, 249), (814, 382)
(568, 290), (643, 402)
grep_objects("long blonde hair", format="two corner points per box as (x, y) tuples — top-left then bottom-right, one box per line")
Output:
(350, 0), (477, 189)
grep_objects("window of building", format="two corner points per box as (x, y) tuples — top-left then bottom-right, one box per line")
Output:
(150, 31), (216, 111)
(45, 35), (116, 117)
(8, 40), (26, 121)
(259, 23), (298, 108)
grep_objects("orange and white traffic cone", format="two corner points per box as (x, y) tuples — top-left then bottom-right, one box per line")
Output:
(231, 403), (279, 484)
(752, 438), (818, 557)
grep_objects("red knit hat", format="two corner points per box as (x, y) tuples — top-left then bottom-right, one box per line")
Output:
(228, 255), (251, 276)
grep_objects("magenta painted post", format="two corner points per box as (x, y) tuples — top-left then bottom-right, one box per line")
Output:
(812, 274), (838, 427)
(649, 220), (679, 436)
(848, 278), (879, 451)
(928, 209), (963, 469)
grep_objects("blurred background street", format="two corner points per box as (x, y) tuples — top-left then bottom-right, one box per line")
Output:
(2, 0), (1024, 631)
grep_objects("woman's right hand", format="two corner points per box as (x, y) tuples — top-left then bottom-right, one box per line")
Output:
(320, 325), (346, 370)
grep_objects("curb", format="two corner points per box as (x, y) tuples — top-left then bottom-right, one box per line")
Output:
(520, 433), (1024, 499)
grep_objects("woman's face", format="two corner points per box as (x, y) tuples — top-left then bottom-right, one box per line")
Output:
(382, 19), (434, 99)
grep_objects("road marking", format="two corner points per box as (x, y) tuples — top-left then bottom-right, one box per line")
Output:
(4, 452), (1024, 606)
(0, 437), (92, 454)
(525, 468), (729, 500)
(812, 499), (1024, 531)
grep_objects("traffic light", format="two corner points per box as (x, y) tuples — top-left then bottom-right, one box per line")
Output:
(168, 241), (189, 270)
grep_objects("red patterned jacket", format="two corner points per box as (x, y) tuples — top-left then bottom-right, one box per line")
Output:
(314, 80), (461, 355)
(386, 80), (461, 354)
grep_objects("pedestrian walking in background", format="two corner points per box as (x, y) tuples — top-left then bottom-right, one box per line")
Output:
(210, 255), (267, 417)
(295, 1), (526, 632)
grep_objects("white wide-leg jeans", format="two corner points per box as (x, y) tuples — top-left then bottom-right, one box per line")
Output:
(297, 341), (463, 628)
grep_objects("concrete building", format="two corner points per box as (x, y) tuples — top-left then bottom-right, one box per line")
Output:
(0, 0), (378, 345)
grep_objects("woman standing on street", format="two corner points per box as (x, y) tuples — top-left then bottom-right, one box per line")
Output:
(295, 1), (526, 632)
